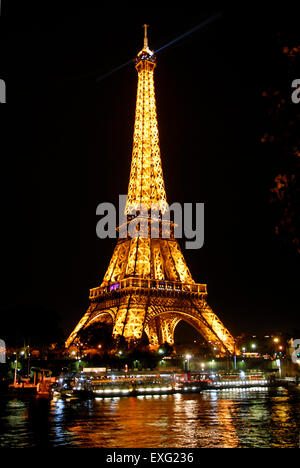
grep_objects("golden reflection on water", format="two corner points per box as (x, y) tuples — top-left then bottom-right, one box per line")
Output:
(1, 387), (299, 447)
(270, 387), (299, 448)
(54, 388), (297, 448)
(214, 399), (239, 448)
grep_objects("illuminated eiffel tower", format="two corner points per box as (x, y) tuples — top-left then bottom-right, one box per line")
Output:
(66, 26), (237, 355)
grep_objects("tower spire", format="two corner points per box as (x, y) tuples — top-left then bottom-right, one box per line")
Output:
(143, 24), (149, 49)
(126, 25), (166, 215)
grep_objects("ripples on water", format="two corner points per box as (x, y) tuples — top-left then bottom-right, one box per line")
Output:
(0, 387), (299, 448)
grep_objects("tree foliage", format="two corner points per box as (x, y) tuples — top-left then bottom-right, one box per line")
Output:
(262, 41), (300, 254)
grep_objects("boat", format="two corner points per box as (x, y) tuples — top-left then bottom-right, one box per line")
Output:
(8, 382), (37, 395)
(51, 376), (76, 398)
(206, 371), (276, 389)
(50, 369), (279, 400)
(173, 372), (210, 392)
(73, 373), (175, 398)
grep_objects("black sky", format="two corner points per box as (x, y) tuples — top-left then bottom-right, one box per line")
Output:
(0, 4), (299, 341)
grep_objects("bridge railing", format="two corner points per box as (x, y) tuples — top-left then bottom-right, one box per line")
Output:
(89, 278), (207, 299)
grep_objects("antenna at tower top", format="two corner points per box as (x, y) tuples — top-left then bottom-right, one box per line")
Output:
(143, 24), (149, 49)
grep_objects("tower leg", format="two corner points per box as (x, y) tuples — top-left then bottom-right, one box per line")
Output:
(158, 315), (181, 346)
(145, 315), (181, 347)
(144, 321), (159, 347)
(113, 295), (148, 342)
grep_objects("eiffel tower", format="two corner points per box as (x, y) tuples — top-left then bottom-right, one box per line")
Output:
(66, 26), (237, 356)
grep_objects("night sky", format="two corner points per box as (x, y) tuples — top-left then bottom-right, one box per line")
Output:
(0, 4), (299, 342)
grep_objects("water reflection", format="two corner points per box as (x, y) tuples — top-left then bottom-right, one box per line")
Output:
(270, 387), (299, 448)
(215, 400), (239, 448)
(0, 387), (299, 448)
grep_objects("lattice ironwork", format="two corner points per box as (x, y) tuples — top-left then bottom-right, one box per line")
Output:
(126, 49), (168, 215)
(65, 29), (237, 356)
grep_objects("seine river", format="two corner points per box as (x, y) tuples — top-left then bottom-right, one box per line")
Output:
(0, 386), (299, 448)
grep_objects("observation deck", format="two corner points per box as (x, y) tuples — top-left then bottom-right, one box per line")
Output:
(89, 277), (207, 301)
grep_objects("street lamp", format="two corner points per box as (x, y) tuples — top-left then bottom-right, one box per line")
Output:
(185, 354), (192, 371)
(13, 353), (18, 386)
